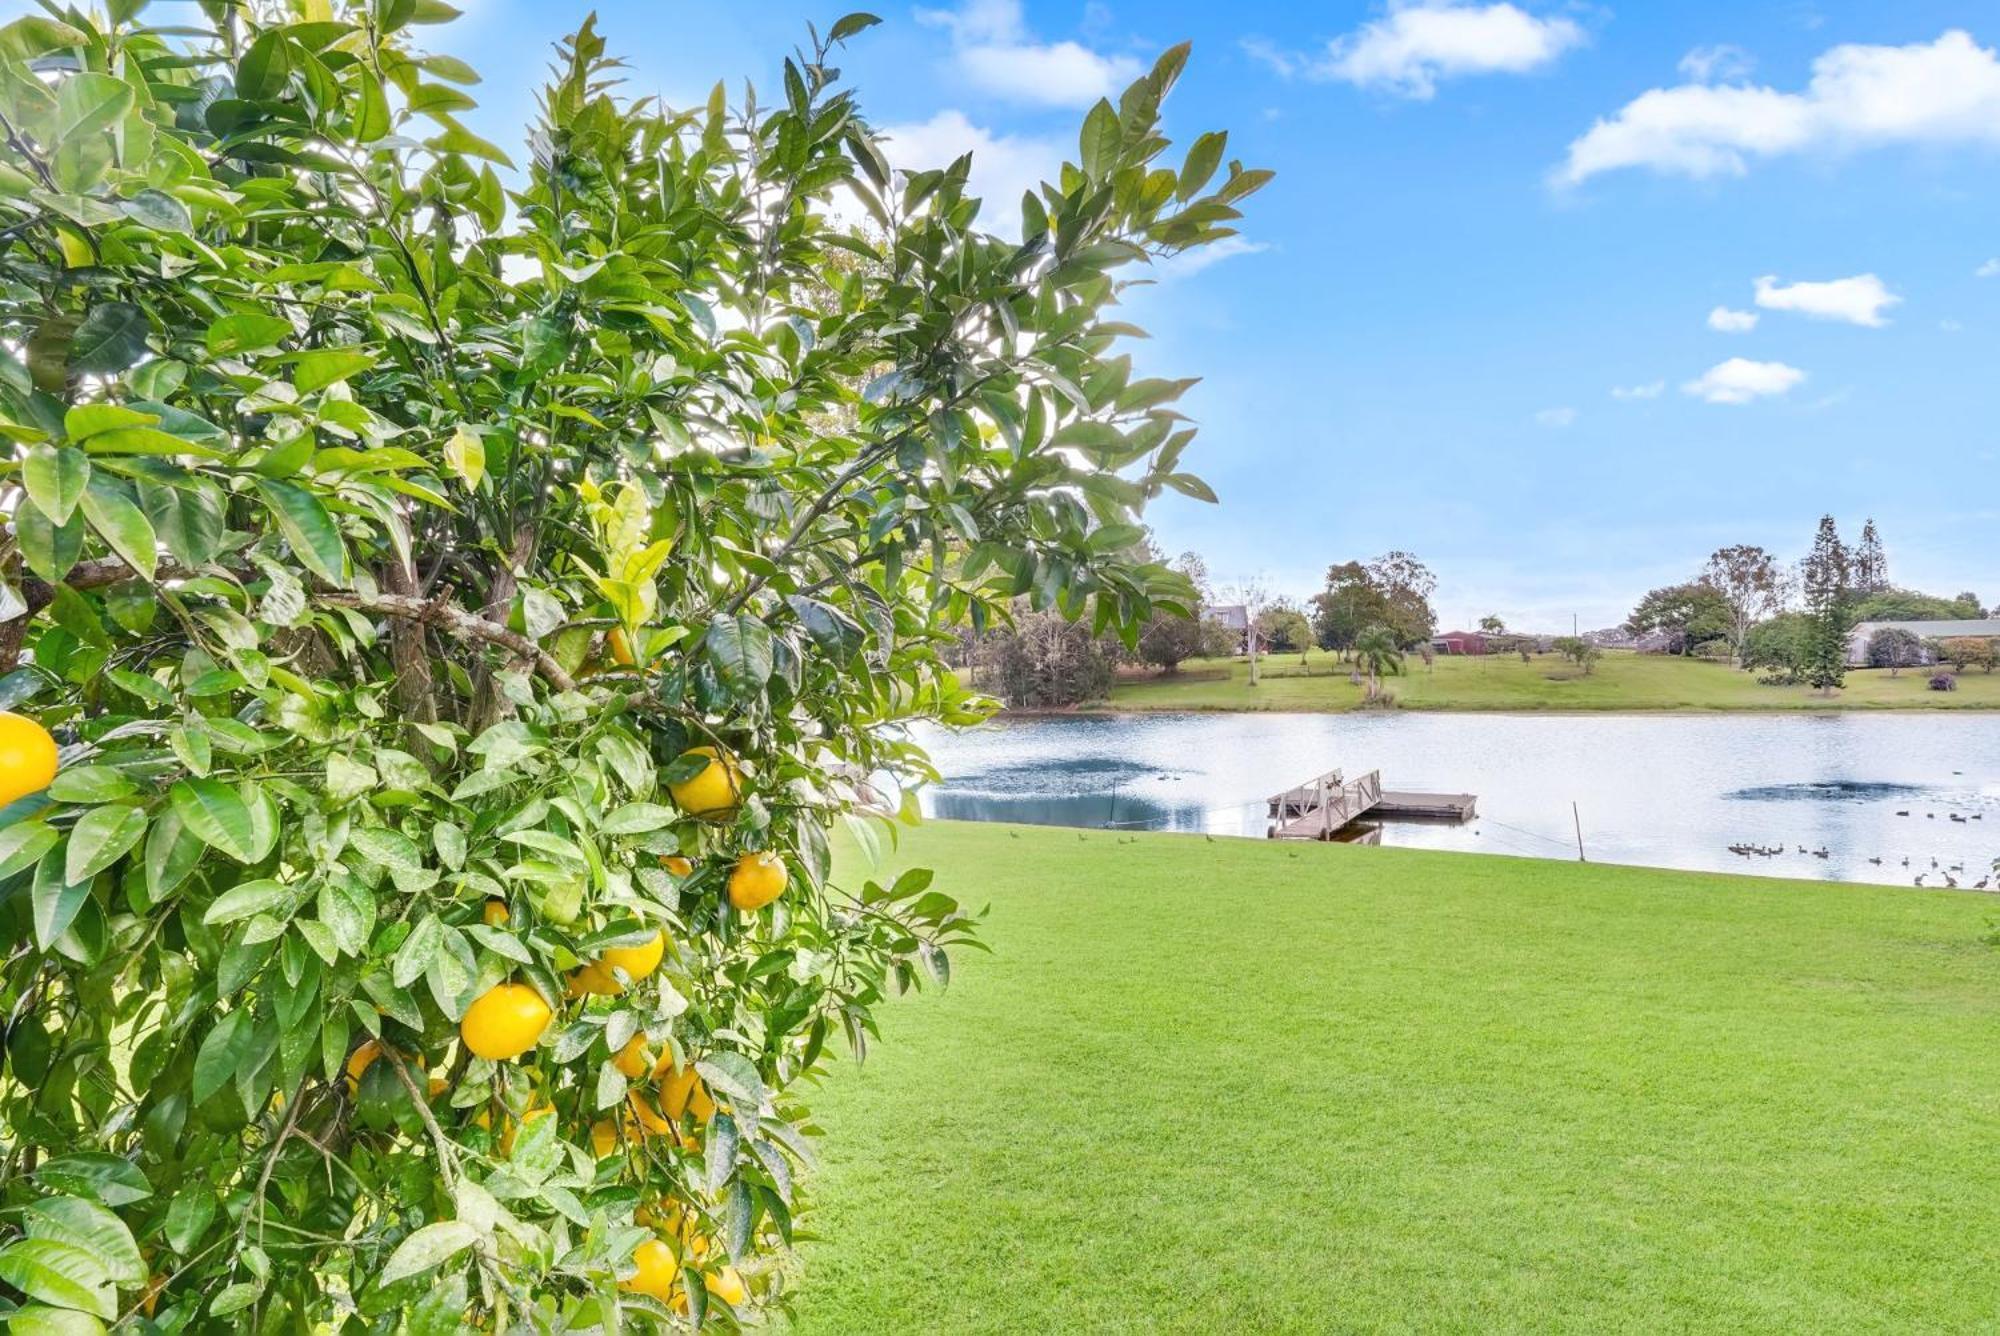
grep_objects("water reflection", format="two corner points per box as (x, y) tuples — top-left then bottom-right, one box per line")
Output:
(905, 712), (2000, 887)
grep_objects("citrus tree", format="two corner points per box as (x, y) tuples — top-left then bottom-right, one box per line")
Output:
(0, 1), (1262, 1329)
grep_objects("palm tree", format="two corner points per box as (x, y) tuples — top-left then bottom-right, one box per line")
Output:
(1353, 624), (1405, 701)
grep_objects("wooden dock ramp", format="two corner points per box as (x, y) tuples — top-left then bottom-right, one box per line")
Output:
(1268, 770), (1476, 839)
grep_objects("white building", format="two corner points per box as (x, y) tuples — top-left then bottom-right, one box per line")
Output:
(1846, 619), (2000, 667)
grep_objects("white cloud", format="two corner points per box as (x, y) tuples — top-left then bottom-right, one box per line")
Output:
(917, 0), (1140, 107)
(1752, 272), (1900, 326)
(1978, 258), (2000, 277)
(1707, 305), (1759, 332)
(1558, 30), (2000, 184)
(1678, 44), (1754, 83)
(1240, 37), (1299, 79)
(1153, 236), (1271, 280)
(1533, 405), (1578, 427)
(1682, 357), (1807, 404)
(1941, 318), (1964, 332)
(875, 111), (1062, 239)
(1610, 380), (1665, 399)
(1257, 2), (1584, 98)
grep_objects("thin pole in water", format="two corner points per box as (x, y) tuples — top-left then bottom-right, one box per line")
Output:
(1572, 802), (1586, 861)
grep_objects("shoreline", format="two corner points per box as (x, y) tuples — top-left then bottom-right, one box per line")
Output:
(996, 701), (2000, 720)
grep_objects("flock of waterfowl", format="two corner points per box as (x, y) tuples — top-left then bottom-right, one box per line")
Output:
(1728, 807), (1992, 887)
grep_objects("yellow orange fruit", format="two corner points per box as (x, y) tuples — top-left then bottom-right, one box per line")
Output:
(344, 1039), (387, 1095)
(500, 1101), (554, 1157)
(613, 1033), (652, 1080)
(607, 626), (637, 668)
(627, 1089), (676, 1137)
(482, 898), (510, 926)
(655, 1058), (717, 1123)
(0, 712), (59, 808)
(591, 1118), (623, 1159)
(459, 982), (552, 1061)
(660, 855), (694, 877)
(727, 851), (788, 911)
(667, 746), (740, 819)
(705, 1266), (747, 1306)
(571, 929), (667, 996)
(621, 1238), (678, 1305)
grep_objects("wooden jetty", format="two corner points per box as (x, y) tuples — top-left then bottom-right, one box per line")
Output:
(1267, 768), (1476, 840)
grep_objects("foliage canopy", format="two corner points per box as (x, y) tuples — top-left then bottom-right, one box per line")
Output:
(0, 1), (1261, 1328)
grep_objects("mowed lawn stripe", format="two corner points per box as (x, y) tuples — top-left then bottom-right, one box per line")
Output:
(1105, 648), (2000, 712)
(791, 822), (2000, 1333)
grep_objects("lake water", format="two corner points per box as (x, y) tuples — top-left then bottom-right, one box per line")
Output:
(903, 712), (2000, 888)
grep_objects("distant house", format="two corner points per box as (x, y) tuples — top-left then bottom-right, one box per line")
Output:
(1846, 619), (2000, 667)
(1207, 603), (1250, 654)
(1431, 630), (1488, 656)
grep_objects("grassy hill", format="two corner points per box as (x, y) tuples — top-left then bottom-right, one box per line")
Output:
(1103, 647), (2000, 712)
(792, 821), (2000, 1332)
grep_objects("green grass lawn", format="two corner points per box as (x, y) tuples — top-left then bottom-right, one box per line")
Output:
(791, 821), (2000, 1333)
(1103, 647), (2000, 712)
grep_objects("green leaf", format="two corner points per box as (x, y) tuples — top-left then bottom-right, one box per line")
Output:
(392, 913), (443, 988)
(444, 424), (485, 488)
(206, 312), (293, 357)
(68, 304), (149, 376)
(1079, 98), (1119, 180)
(118, 188), (192, 232)
(6, 1305), (109, 1336)
(56, 72), (135, 142)
(292, 347), (376, 393)
(63, 403), (158, 443)
(0, 821), (59, 878)
(16, 500), (84, 584)
(379, 1220), (478, 1286)
(350, 825), (421, 873)
(192, 1010), (251, 1104)
(209, 1281), (264, 1318)
(140, 481), (226, 568)
(164, 1189), (217, 1256)
(696, 1050), (766, 1112)
(1177, 131), (1226, 202)
(22, 445), (91, 527)
(423, 122), (512, 167)
(255, 479), (348, 584)
(31, 846), (91, 952)
(704, 614), (774, 695)
(0, 17), (90, 63)
(170, 779), (258, 862)
(600, 802), (675, 835)
(786, 595), (865, 660)
(354, 66), (391, 142)
(47, 766), (137, 805)
(64, 803), (147, 884)
(78, 477), (157, 581)
(22, 1196), (145, 1287)
(34, 1153), (151, 1207)
(0, 1239), (115, 1320)
(829, 12), (882, 41)
(203, 878), (296, 926)
(236, 28), (293, 101)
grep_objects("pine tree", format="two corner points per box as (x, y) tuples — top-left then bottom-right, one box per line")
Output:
(1852, 518), (1888, 593)
(1801, 515), (1852, 693)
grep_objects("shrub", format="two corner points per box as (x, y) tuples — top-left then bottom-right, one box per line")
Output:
(0, 4), (1261, 1327)
(1931, 673), (1959, 692)
(1936, 637), (1996, 674)
(1690, 638), (1732, 661)
(1866, 627), (1925, 676)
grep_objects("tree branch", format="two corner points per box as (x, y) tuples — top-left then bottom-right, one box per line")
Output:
(317, 591), (579, 693)
(3, 557), (578, 693)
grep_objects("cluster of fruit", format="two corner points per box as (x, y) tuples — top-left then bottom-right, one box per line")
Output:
(450, 741), (783, 1306)
(2, 718), (785, 1310)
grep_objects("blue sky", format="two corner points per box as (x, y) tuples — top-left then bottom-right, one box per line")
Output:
(38, 2), (2000, 629)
